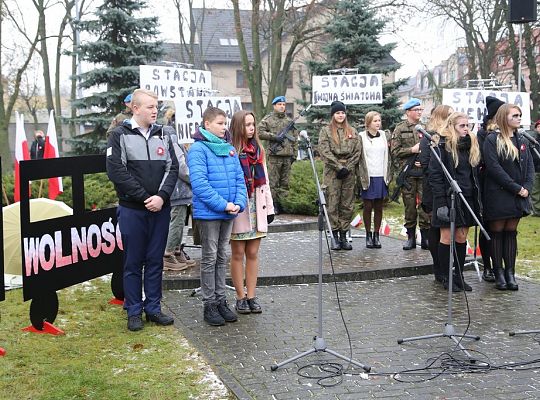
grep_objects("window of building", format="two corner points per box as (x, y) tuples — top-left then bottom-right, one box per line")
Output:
(219, 38), (229, 46)
(236, 70), (248, 88)
(497, 55), (505, 66)
(287, 72), (293, 88)
(229, 38), (238, 46)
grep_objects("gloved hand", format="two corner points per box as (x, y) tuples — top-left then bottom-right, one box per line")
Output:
(436, 206), (450, 222)
(274, 135), (285, 143)
(336, 167), (350, 179)
(267, 214), (275, 224)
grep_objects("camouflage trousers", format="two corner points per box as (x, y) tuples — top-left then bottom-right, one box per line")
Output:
(532, 173), (540, 217)
(401, 175), (430, 230)
(267, 155), (292, 206)
(323, 168), (356, 232)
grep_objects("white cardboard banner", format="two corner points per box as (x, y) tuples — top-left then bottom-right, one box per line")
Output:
(442, 89), (531, 127)
(173, 97), (243, 143)
(311, 74), (383, 105)
(140, 65), (212, 100)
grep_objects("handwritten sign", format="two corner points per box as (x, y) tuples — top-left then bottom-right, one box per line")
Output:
(442, 89), (531, 127)
(312, 74), (383, 105)
(174, 97), (243, 143)
(140, 65), (213, 100)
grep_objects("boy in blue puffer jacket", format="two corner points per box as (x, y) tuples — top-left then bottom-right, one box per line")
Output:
(188, 107), (247, 326)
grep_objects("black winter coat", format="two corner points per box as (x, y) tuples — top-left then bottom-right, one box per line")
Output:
(483, 132), (534, 221)
(419, 135), (434, 213)
(428, 137), (482, 228)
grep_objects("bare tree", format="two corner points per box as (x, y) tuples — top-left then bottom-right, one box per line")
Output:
(171, 0), (205, 65)
(0, 1), (40, 172)
(20, 57), (45, 128)
(416, 0), (507, 80)
(231, 0), (324, 120)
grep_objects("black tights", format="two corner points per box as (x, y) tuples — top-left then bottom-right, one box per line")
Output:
(490, 218), (520, 233)
(363, 198), (384, 233)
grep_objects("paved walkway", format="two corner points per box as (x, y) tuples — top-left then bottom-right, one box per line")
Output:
(162, 218), (540, 399)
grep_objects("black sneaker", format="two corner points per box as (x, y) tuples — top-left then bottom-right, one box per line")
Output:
(204, 302), (225, 326)
(128, 315), (144, 331)
(235, 297), (251, 314)
(247, 297), (262, 313)
(217, 299), (238, 322)
(145, 312), (174, 326)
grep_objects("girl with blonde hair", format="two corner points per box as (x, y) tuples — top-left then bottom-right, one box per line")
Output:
(429, 112), (482, 292)
(482, 104), (534, 291)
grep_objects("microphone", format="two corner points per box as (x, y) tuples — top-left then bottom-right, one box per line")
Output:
(415, 125), (433, 141)
(299, 130), (310, 142)
(518, 128), (539, 146)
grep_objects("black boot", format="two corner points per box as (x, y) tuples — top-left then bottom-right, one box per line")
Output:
(503, 231), (519, 291)
(439, 243), (461, 292)
(331, 230), (341, 251)
(491, 231), (507, 290)
(454, 242), (472, 291)
(429, 227), (443, 282)
(403, 228), (416, 250)
(372, 232), (382, 249)
(479, 232), (495, 282)
(340, 230), (352, 250)
(365, 232), (374, 248)
(420, 228), (429, 250)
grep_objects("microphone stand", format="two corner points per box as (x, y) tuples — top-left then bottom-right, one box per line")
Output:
(397, 137), (488, 360)
(509, 134), (540, 337)
(271, 131), (370, 372)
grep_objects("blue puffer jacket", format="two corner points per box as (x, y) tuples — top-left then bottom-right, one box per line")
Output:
(187, 129), (247, 220)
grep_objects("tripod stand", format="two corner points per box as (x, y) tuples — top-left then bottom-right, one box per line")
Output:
(397, 132), (487, 359)
(271, 130), (370, 372)
(464, 225), (483, 281)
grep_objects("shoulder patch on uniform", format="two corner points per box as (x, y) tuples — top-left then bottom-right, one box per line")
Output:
(106, 147), (112, 157)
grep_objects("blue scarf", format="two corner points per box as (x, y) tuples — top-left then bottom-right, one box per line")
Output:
(199, 128), (231, 156)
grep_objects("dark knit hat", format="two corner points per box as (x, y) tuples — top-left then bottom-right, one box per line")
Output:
(485, 96), (505, 121)
(330, 101), (346, 116)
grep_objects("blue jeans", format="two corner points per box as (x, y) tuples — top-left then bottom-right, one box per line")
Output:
(118, 205), (171, 317)
(198, 219), (234, 305)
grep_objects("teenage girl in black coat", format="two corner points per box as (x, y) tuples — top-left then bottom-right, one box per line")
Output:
(483, 104), (534, 291)
(419, 105), (453, 284)
(429, 112), (482, 292)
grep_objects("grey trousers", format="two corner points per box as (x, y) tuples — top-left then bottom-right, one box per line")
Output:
(198, 219), (234, 305)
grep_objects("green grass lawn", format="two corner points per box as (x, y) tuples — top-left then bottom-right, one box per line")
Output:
(0, 278), (230, 400)
(380, 200), (540, 280)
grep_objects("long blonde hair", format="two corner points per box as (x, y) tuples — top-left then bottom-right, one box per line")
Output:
(440, 112), (480, 167)
(426, 105), (452, 133)
(494, 104), (520, 161)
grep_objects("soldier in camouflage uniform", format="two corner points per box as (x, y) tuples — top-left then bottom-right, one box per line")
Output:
(318, 101), (361, 251)
(107, 93), (133, 136)
(258, 96), (298, 213)
(390, 98), (430, 250)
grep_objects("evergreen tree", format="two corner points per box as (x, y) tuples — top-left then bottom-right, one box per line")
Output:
(303, 0), (405, 140)
(69, 0), (163, 154)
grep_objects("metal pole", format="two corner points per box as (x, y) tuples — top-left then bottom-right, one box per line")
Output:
(518, 24), (523, 92)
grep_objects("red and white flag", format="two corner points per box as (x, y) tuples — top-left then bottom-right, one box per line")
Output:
(379, 219), (391, 236)
(43, 110), (63, 199)
(14, 112), (30, 202)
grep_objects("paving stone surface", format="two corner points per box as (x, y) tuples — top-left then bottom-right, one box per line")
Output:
(163, 275), (540, 400)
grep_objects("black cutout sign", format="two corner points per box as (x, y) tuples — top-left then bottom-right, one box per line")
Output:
(19, 155), (123, 329)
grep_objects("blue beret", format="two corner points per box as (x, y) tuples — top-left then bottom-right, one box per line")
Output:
(124, 93), (133, 103)
(402, 98), (421, 111)
(272, 96), (286, 105)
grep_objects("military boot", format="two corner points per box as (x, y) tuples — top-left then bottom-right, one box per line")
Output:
(420, 229), (429, 250)
(331, 230), (341, 251)
(340, 230), (352, 250)
(403, 228), (416, 250)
